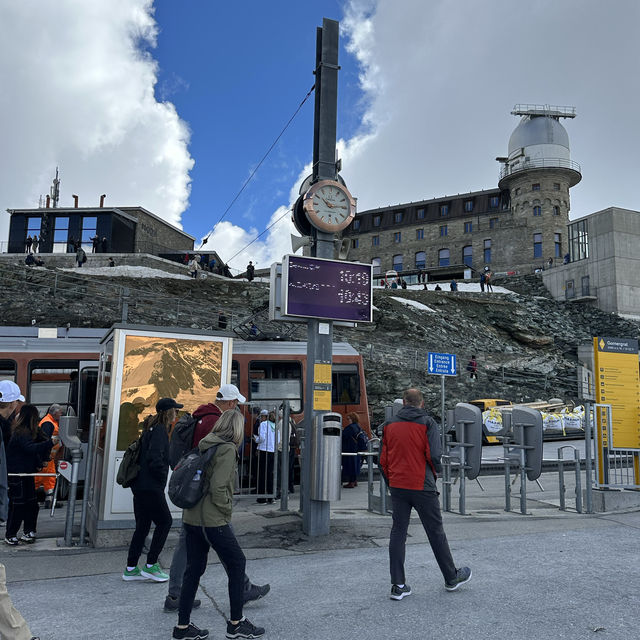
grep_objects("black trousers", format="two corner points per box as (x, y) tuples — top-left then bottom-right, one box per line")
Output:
(127, 489), (173, 567)
(6, 478), (39, 538)
(389, 487), (457, 585)
(256, 450), (274, 495)
(179, 523), (246, 625)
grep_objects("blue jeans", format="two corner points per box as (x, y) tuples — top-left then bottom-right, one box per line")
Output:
(178, 523), (246, 625)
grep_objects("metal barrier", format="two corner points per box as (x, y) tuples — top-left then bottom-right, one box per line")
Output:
(557, 445), (583, 513)
(364, 438), (392, 515)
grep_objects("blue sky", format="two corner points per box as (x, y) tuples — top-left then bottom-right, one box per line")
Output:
(2, 1), (640, 271)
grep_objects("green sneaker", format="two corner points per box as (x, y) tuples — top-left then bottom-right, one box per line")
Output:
(140, 563), (169, 582)
(122, 566), (146, 581)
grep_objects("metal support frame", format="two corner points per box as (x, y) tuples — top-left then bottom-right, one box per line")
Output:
(79, 413), (96, 545)
(557, 445), (583, 513)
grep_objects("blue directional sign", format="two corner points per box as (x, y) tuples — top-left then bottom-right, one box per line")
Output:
(427, 352), (457, 376)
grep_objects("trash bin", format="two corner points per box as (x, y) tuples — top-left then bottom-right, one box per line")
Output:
(310, 412), (342, 501)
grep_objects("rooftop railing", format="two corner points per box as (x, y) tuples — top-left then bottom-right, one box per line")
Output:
(499, 157), (581, 180)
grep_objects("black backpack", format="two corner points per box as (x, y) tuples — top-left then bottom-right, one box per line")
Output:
(169, 414), (199, 469)
(354, 428), (369, 452)
(116, 436), (143, 488)
(168, 444), (218, 509)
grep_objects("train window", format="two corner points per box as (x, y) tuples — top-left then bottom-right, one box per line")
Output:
(0, 360), (16, 382)
(332, 364), (360, 405)
(28, 359), (80, 417)
(231, 360), (239, 388)
(249, 361), (302, 412)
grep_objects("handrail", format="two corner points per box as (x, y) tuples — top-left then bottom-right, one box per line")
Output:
(499, 157), (581, 180)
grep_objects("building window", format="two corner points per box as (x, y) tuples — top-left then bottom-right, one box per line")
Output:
(532, 183), (540, 191)
(440, 204), (449, 217)
(489, 196), (499, 208)
(533, 206), (542, 217)
(568, 219), (589, 261)
(581, 275), (590, 297)
(464, 200), (473, 212)
(392, 254), (403, 272)
(81, 216), (97, 250)
(394, 211), (403, 223)
(415, 251), (426, 270)
(417, 208), (425, 219)
(372, 235), (379, 247)
(439, 225), (448, 237)
(372, 257), (381, 275)
(554, 233), (561, 258)
(463, 245), (473, 267)
(373, 215), (381, 227)
(351, 238), (359, 249)
(484, 239), (492, 264)
(53, 216), (69, 253)
(394, 232), (402, 243)
(553, 206), (560, 216)
(489, 217), (498, 229)
(533, 233), (543, 258)
(438, 249), (450, 267)
(353, 219), (360, 230)
(416, 228), (424, 240)
(464, 221), (472, 233)
(554, 183), (561, 190)
(27, 217), (42, 245)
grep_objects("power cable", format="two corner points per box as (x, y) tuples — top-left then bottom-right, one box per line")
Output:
(198, 83), (315, 250)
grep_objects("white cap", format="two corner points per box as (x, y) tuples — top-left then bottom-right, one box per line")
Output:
(260, 409), (269, 416)
(0, 380), (25, 403)
(216, 383), (246, 403)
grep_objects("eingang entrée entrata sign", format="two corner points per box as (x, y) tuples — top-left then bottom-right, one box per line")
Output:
(282, 254), (373, 323)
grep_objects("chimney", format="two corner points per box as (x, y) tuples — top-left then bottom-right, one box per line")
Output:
(100, 194), (106, 208)
(45, 195), (50, 208)
(72, 194), (79, 208)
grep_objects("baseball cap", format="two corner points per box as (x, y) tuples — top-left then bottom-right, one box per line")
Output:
(216, 383), (246, 403)
(260, 409), (269, 416)
(0, 380), (25, 403)
(155, 398), (184, 412)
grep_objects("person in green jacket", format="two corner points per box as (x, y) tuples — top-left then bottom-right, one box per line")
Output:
(172, 410), (265, 640)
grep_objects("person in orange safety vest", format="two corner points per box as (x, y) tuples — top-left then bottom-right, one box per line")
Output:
(36, 404), (64, 509)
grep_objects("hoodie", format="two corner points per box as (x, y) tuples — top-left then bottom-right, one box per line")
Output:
(191, 403), (223, 447)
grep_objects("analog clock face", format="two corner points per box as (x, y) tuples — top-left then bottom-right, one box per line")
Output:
(303, 180), (355, 232)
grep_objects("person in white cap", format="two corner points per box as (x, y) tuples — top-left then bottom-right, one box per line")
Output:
(163, 384), (270, 614)
(0, 381), (40, 640)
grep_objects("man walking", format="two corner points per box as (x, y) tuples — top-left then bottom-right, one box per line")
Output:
(163, 384), (270, 613)
(380, 388), (471, 600)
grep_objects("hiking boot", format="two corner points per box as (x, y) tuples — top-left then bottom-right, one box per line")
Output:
(390, 583), (412, 600)
(140, 563), (169, 582)
(243, 582), (270, 605)
(4, 537), (19, 546)
(164, 594), (201, 612)
(445, 567), (472, 591)
(20, 532), (36, 544)
(226, 617), (265, 638)
(172, 622), (209, 640)
(122, 566), (146, 581)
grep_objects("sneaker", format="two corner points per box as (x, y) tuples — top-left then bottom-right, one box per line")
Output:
(20, 532), (36, 544)
(243, 582), (270, 605)
(226, 617), (265, 639)
(172, 622), (209, 640)
(164, 594), (201, 612)
(122, 566), (146, 581)
(140, 563), (169, 582)
(445, 567), (472, 591)
(390, 583), (412, 600)
(4, 537), (19, 546)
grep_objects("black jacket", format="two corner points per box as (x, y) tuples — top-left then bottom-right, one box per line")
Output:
(7, 434), (54, 474)
(132, 424), (170, 492)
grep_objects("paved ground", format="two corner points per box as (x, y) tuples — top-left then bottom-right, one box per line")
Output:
(3, 455), (639, 639)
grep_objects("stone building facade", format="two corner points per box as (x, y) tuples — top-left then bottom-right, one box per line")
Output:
(343, 105), (581, 281)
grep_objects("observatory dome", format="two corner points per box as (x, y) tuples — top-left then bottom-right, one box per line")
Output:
(508, 116), (570, 160)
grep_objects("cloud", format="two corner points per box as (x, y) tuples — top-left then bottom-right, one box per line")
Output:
(0, 0), (193, 241)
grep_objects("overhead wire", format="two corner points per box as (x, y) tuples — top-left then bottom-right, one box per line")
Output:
(199, 83), (316, 251)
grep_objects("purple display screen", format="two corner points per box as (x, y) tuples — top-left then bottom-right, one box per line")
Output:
(283, 255), (372, 322)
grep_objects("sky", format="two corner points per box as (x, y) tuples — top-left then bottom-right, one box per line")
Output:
(2, 0), (639, 272)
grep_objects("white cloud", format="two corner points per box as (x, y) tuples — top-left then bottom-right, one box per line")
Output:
(0, 0), (193, 241)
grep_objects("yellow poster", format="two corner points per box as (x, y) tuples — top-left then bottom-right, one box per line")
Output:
(314, 363), (332, 385)
(593, 337), (640, 451)
(313, 388), (332, 411)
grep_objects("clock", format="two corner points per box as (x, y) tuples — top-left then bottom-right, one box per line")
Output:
(303, 180), (356, 232)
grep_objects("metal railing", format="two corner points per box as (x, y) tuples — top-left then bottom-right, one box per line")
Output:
(499, 157), (581, 180)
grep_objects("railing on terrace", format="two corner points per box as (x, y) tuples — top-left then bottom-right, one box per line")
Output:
(499, 158), (581, 180)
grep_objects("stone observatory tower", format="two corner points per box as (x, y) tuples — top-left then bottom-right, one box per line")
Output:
(497, 104), (581, 272)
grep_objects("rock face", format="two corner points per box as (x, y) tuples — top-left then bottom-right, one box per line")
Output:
(4, 263), (639, 424)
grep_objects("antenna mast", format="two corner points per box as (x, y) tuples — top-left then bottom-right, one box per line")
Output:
(50, 167), (60, 208)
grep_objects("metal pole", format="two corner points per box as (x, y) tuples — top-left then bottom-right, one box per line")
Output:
(280, 401), (291, 512)
(440, 375), (445, 453)
(79, 413), (96, 546)
(503, 436), (511, 512)
(584, 402), (593, 513)
(519, 445), (527, 515)
(458, 423), (466, 516)
(64, 449), (82, 546)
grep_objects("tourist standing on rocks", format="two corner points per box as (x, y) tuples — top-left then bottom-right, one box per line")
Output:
(246, 261), (255, 282)
(188, 255), (200, 279)
(122, 398), (177, 584)
(479, 272), (486, 292)
(76, 246), (86, 268)
(31, 236), (39, 254)
(485, 271), (493, 293)
(173, 409), (266, 640)
(91, 236), (99, 253)
(450, 279), (458, 291)
(380, 388), (471, 600)
(466, 355), (478, 380)
(25, 236), (32, 253)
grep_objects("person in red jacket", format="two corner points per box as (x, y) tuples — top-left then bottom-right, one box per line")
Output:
(380, 388), (471, 600)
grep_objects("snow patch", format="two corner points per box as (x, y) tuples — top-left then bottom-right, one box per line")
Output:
(391, 296), (437, 313)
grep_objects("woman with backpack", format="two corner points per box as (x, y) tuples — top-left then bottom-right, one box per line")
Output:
(341, 412), (365, 489)
(173, 409), (265, 640)
(5, 404), (55, 545)
(122, 397), (181, 583)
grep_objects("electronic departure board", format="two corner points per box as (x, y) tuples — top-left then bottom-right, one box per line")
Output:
(282, 255), (373, 322)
